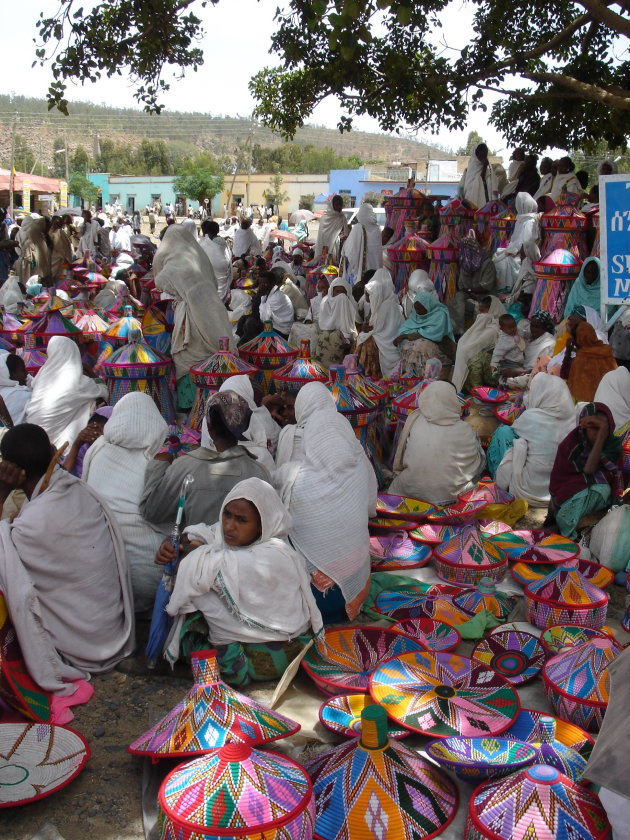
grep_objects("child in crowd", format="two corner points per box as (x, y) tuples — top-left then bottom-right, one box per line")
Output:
(491, 314), (527, 375)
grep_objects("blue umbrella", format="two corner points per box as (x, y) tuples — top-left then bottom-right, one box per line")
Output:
(145, 473), (194, 667)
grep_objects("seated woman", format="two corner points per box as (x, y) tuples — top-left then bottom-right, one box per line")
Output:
(355, 268), (403, 378)
(217, 375), (277, 471)
(402, 269), (437, 318)
(390, 381), (485, 505)
(488, 374), (577, 505)
(236, 270), (294, 343)
(393, 290), (455, 379)
(549, 403), (622, 539)
(314, 277), (358, 367)
(0, 352), (33, 427)
(549, 304), (609, 374)
(63, 406), (113, 478)
(594, 367), (630, 431)
(502, 310), (557, 389)
(82, 393), (169, 613)
(564, 321), (617, 402)
(163, 477), (323, 686)
(493, 192), (540, 294)
(563, 257), (601, 317)
(275, 382), (377, 623)
(451, 295), (505, 392)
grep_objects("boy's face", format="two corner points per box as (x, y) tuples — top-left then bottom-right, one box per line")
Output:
(479, 302), (490, 314)
(501, 320), (518, 336)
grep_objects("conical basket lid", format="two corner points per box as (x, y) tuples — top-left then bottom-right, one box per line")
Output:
(103, 314), (144, 340)
(434, 528), (506, 571)
(159, 742), (314, 837)
(273, 340), (328, 386)
(467, 764), (610, 840)
(525, 567), (608, 608)
(238, 322), (298, 367)
(128, 650), (300, 757)
(454, 578), (515, 619)
(27, 311), (81, 337)
(102, 337), (170, 368)
(457, 480), (514, 505)
(534, 248), (582, 277)
(543, 637), (622, 703)
(305, 706), (458, 839)
(191, 337), (258, 380)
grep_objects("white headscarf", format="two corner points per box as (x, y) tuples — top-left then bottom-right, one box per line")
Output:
(594, 367), (630, 430)
(96, 392), (167, 457)
(317, 277), (358, 340)
(356, 268), (403, 377)
(314, 198), (349, 258)
(341, 203), (383, 284)
(452, 296), (506, 391)
(403, 269), (436, 317)
(180, 218), (198, 240)
(0, 275), (25, 313)
(494, 192), (540, 293)
(460, 148), (506, 209)
(0, 351), (32, 425)
(25, 336), (108, 448)
(166, 477), (322, 647)
(496, 374), (577, 506)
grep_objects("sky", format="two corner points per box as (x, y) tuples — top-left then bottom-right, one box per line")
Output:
(2, 0), (517, 162)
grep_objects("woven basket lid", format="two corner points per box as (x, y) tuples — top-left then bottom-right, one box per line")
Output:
(457, 480), (514, 506)
(73, 310), (109, 337)
(542, 637), (622, 705)
(540, 624), (613, 656)
(128, 649), (300, 757)
(390, 617), (461, 653)
(190, 336), (258, 384)
(512, 558), (614, 590)
(273, 339), (329, 389)
(533, 248), (582, 278)
(525, 567), (608, 608)
(454, 577), (515, 620)
(238, 321), (298, 368)
(466, 764), (610, 840)
(370, 651), (520, 738)
(489, 207), (517, 228)
(24, 310), (82, 338)
(541, 203), (587, 229)
(434, 528), (507, 571)
(472, 629), (546, 685)
(392, 381), (430, 418)
(306, 705), (458, 840)
(490, 529), (579, 564)
(106, 295), (144, 317)
(103, 310), (144, 340)
(319, 693), (409, 740)
(474, 199), (508, 220)
(342, 355), (388, 405)
(101, 334), (171, 377)
(16, 347), (47, 374)
(376, 492), (435, 521)
(327, 365), (377, 419)
(0, 722), (90, 808)
(369, 533), (432, 571)
(159, 742), (315, 838)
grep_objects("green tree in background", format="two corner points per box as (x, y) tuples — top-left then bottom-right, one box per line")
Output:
(362, 191), (384, 207)
(173, 158), (225, 205)
(3, 136), (37, 174)
(68, 172), (99, 204)
(252, 143), (361, 174)
(52, 137), (67, 178)
(299, 193), (315, 210)
(457, 131), (485, 156)
(70, 145), (91, 174)
(570, 141), (630, 183)
(135, 139), (173, 175)
(265, 167), (290, 210)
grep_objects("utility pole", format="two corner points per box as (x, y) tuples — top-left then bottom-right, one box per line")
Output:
(64, 132), (69, 183)
(8, 111), (18, 217)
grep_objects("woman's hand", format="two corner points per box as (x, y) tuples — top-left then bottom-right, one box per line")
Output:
(579, 414), (609, 437)
(154, 535), (202, 565)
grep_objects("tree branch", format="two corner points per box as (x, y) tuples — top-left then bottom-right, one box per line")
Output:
(576, 0), (630, 36)
(525, 71), (630, 108)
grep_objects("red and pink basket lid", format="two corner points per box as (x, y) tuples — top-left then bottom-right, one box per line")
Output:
(524, 567), (608, 609)
(238, 321), (299, 368)
(434, 528), (508, 572)
(533, 248), (582, 278)
(458, 480), (515, 506)
(542, 637), (623, 706)
(273, 339), (329, 390)
(190, 336), (258, 385)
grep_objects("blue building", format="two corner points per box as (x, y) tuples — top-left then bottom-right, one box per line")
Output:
(86, 174), (222, 215)
(327, 166), (460, 206)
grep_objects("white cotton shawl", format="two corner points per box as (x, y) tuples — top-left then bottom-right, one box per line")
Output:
(25, 336), (108, 448)
(165, 477), (322, 647)
(280, 277), (309, 318)
(153, 225), (235, 378)
(0, 275), (25, 313)
(317, 278), (358, 340)
(594, 367), (630, 430)
(452, 297), (506, 391)
(232, 226), (261, 258)
(356, 269), (403, 377)
(391, 381), (485, 505)
(260, 286), (295, 336)
(493, 193), (540, 291)
(219, 374), (281, 446)
(274, 382), (377, 608)
(550, 172), (582, 202)
(460, 157), (507, 209)
(199, 235), (232, 301)
(314, 203), (349, 258)
(0, 351), (32, 424)
(341, 204), (383, 283)
(403, 270), (436, 317)
(534, 172), (554, 200)
(496, 374), (577, 506)
(82, 392), (168, 611)
(524, 332), (556, 369)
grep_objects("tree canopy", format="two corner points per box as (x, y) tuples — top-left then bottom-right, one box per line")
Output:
(36, 0), (630, 151)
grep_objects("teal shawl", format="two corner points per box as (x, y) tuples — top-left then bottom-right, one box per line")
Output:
(398, 290), (455, 341)
(564, 256), (601, 317)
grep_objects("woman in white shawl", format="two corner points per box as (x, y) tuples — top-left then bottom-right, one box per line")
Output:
(82, 392), (168, 612)
(341, 203), (383, 285)
(493, 192), (540, 293)
(314, 277), (358, 367)
(153, 225), (234, 409)
(390, 381), (485, 505)
(217, 376), (278, 471)
(26, 336), (108, 448)
(0, 352), (32, 426)
(402, 269), (437, 317)
(275, 382), (377, 622)
(459, 143), (507, 209)
(15, 215), (51, 285)
(165, 477), (323, 685)
(549, 157), (582, 202)
(493, 374), (577, 506)
(314, 195), (350, 260)
(0, 274), (25, 313)
(594, 367), (630, 431)
(452, 296), (506, 392)
(356, 268), (403, 378)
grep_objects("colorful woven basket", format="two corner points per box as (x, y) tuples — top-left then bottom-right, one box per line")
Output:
(409, 523), (462, 545)
(457, 480), (515, 507)
(472, 630), (546, 685)
(20, 310), (82, 349)
(479, 520), (512, 536)
(0, 723), (89, 808)
(453, 577), (515, 620)
(102, 307), (144, 346)
(469, 387), (509, 404)
(369, 532), (433, 571)
(426, 736), (536, 781)
(465, 764), (610, 840)
(375, 493), (435, 521)
(369, 650), (520, 738)
(272, 338), (329, 392)
(524, 567), (609, 629)
(369, 516), (421, 533)
(128, 650), (300, 757)
(73, 309), (109, 339)
(433, 528), (508, 586)
(158, 743), (315, 840)
(373, 583), (463, 615)
(427, 500), (489, 525)
(301, 626), (423, 697)
(342, 355), (388, 407)
(306, 705), (458, 840)
(238, 321), (298, 394)
(327, 365), (377, 427)
(540, 624), (615, 657)
(502, 708), (594, 782)
(390, 617), (461, 653)
(16, 346), (47, 374)
(318, 693), (409, 740)
(512, 557), (614, 590)
(489, 529), (579, 564)
(542, 637), (622, 732)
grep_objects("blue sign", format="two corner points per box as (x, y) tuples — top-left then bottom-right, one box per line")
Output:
(600, 173), (630, 305)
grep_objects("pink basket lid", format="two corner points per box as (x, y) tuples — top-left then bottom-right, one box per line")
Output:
(457, 479), (515, 506)
(525, 566), (608, 608)
(273, 339), (329, 388)
(190, 336), (259, 383)
(534, 248), (582, 278)
(542, 637), (623, 704)
(541, 203), (588, 230)
(238, 321), (299, 367)
(434, 528), (507, 570)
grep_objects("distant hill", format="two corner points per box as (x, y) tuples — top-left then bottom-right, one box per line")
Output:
(0, 94), (455, 172)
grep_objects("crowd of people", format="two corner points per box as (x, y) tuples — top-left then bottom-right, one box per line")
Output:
(0, 142), (628, 827)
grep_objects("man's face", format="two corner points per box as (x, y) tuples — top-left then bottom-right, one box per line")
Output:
(332, 197), (343, 212)
(258, 276), (274, 296)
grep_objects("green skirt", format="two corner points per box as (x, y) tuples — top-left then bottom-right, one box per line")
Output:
(555, 485), (611, 540)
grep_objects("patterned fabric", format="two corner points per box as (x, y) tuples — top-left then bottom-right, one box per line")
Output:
(159, 743), (315, 840)
(305, 730), (458, 840)
(205, 390), (251, 440)
(302, 627), (424, 697)
(128, 650), (299, 757)
(465, 764), (610, 840)
(376, 493), (435, 520)
(0, 723), (89, 807)
(370, 650), (520, 737)
(472, 630), (546, 684)
(426, 736), (536, 781)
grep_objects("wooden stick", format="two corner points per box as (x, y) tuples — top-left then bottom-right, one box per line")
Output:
(39, 441), (69, 493)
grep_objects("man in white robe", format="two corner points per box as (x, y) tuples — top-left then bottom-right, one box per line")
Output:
(459, 143), (507, 209)
(314, 195), (350, 260)
(199, 220), (232, 301)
